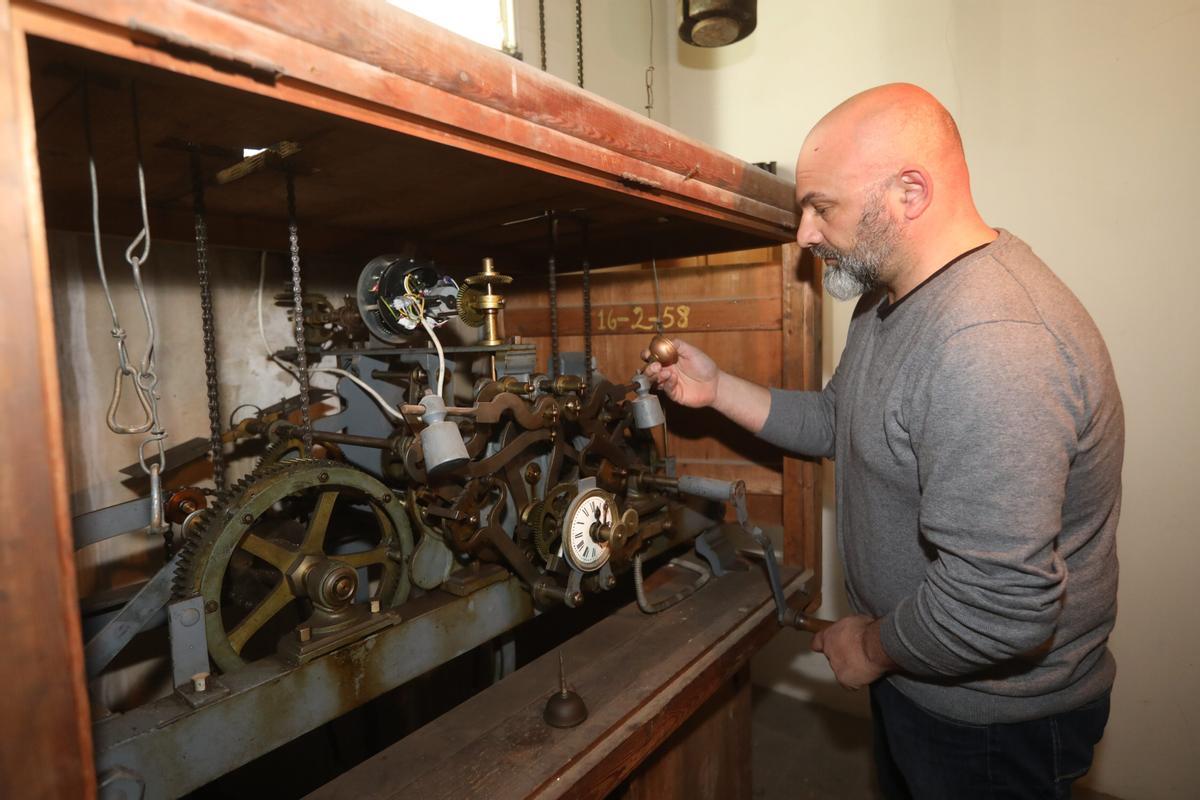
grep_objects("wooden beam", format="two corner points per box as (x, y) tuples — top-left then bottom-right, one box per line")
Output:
(780, 244), (822, 573)
(19, 0), (797, 240)
(0, 5), (95, 797)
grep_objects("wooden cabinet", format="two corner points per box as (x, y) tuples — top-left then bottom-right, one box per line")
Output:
(0, 2), (818, 796)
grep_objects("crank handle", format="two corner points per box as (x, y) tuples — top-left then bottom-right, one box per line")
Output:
(780, 607), (833, 634)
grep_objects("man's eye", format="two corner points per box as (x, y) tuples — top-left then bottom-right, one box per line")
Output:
(814, 206), (830, 217)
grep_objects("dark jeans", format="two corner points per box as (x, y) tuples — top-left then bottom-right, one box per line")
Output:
(870, 679), (1110, 800)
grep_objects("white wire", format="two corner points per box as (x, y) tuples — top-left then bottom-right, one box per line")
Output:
(257, 251), (406, 423)
(418, 314), (446, 397)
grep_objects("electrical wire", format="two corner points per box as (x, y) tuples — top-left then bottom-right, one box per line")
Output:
(257, 251), (406, 423)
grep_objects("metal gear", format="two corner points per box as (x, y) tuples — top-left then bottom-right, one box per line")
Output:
(528, 482), (578, 562)
(456, 284), (486, 328)
(255, 436), (344, 473)
(173, 459), (412, 673)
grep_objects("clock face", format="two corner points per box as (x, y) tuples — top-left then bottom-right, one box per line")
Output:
(562, 489), (614, 572)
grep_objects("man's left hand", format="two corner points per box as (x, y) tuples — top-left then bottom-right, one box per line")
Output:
(811, 615), (892, 690)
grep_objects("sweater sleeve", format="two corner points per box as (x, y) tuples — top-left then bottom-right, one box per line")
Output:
(880, 321), (1078, 678)
(756, 381), (837, 460)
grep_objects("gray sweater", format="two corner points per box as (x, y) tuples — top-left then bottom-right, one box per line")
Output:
(759, 230), (1123, 724)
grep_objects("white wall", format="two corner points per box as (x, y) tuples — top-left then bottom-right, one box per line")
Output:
(658, 2), (1200, 798)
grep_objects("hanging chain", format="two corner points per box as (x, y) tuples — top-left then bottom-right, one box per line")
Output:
(651, 253), (664, 335)
(580, 217), (593, 390)
(645, 0), (655, 116)
(538, 0), (547, 71)
(547, 212), (560, 379)
(191, 156), (225, 491)
(286, 173), (314, 455)
(575, 0), (584, 88)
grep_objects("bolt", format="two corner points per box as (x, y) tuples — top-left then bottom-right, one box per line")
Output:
(318, 472), (329, 483)
(387, 549), (405, 563)
(241, 513), (254, 525)
(382, 494), (393, 504)
(570, 591), (584, 606)
(191, 672), (209, 693)
(606, 575), (617, 589)
(204, 600), (219, 614)
(332, 576), (355, 601)
(297, 625), (312, 643)
(370, 598), (381, 614)
(468, 514), (479, 526)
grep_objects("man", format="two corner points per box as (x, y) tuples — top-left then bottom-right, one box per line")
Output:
(643, 84), (1123, 798)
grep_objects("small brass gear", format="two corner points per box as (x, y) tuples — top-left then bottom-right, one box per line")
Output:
(254, 437), (345, 473)
(456, 285), (486, 328)
(528, 483), (578, 562)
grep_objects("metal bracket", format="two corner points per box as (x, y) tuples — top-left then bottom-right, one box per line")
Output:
(167, 596), (210, 691)
(84, 556), (178, 677)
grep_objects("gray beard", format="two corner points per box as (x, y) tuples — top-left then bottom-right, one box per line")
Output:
(812, 190), (899, 301)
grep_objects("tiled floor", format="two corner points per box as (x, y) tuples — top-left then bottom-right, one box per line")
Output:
(750, 689), (1121, 800)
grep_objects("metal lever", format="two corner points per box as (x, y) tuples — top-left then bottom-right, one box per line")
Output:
(718, 478), (833, 633)
(653, 472), (834, 632)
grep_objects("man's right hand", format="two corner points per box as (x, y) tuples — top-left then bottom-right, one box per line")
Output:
(641, 338), (720, 408)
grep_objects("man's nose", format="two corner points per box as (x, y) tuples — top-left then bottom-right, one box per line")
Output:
(796, 210), (822, 248)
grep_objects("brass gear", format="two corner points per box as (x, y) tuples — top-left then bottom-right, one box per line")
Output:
(254, 436), (345, 473)
(173, 459), (412, 673)
(528, 483), (578, 562)
(456, 285), (486, 328)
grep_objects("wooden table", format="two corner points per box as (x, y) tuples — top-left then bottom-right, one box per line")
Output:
(308, 560), (813, 800)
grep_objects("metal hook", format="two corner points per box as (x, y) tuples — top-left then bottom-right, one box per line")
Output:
(107, 366), (154, 434)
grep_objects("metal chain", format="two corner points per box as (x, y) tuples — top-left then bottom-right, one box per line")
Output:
(575, 0), (584, 88)
(580, 218), (593, 390)
(538, 0), (547, 71)
(547, 213), (559, 379)
(286, 173), (314, 455)
(191, 157), (225, 491)
(645, 0), (655, 116)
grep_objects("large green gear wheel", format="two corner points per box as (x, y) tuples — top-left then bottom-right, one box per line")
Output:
(174, 459), (412, 673)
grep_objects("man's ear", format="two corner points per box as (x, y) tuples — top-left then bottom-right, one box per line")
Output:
(897, 167), (932, 220)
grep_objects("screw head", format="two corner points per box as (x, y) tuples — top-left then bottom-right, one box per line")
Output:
(382, 494), (393, 504)
(570, 591), (584, 606)
(241, 513), (254, 525)
(205, 600), (219, 614)
(318, 472), (329, 483)
(606, 575), (617, 589)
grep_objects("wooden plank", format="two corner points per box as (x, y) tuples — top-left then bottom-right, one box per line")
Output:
(780, 244), (822, 572)
(307, 559), (811, 800)
(0, 5), (96, 797)
(192, 0), (793, 213)
(619, 666), (752, 800)
(21, 0), (797, 240)
(505, 297), (780, 338)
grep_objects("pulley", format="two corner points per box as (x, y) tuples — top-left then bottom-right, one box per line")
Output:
(678, 0), (757, 48)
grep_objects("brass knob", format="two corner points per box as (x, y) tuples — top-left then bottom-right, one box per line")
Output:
(647, 335), (679, 367)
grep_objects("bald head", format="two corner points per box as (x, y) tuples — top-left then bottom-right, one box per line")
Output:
(800, 83), (968, 198)
(795, 84), (995, 301)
